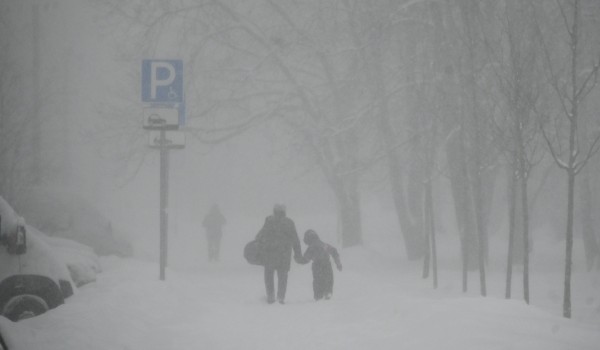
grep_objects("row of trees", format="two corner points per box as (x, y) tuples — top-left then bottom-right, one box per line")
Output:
(89, 0), (600, 318)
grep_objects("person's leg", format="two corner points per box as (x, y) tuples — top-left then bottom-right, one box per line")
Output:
(215, 235), (222, 261)
(313, 266), (325, 300)
(324, 268), (334, 299)
(211, 238), (219, 261)
(313, 274), (323, 300)
(276, 268), (288, 303)
(264, 267), (276, 303)
(206, 235), (213, 261)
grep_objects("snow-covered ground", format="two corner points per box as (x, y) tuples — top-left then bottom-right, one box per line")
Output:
(4, 234), (600, 350)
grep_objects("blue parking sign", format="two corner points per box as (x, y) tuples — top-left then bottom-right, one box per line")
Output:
(142, 60), (183, 103)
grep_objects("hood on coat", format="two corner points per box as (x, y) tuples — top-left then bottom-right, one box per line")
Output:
(303, 229), (320, 246)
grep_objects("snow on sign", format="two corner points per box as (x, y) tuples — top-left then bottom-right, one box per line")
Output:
(143, 107), (179, 130)
(141, 59), (183, 103)
(148, 130), (185, 149)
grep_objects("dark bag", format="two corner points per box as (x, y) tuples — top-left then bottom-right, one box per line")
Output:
(244, 240), (264, 266)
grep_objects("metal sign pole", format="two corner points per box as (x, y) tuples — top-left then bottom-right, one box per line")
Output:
(165, 134), (170, 272)
(159, 129), (168, 280)
(142, 59), (184, 281)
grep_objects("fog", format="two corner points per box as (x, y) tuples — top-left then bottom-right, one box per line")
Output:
(3, 0), (429, 264)
(1, 1), (344, 258)
(3, 0), (599, 269)
(1, 1), (600, 344)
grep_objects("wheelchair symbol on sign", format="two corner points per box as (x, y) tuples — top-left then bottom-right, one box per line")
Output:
(167, 86), (178, 101)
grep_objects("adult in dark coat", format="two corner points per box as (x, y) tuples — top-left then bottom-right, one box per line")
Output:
(202, 204), (226, 261)
(256, 204), (302, 304)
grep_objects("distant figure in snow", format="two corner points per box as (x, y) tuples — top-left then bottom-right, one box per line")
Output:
(256, 204), (302, 304)
(202, 204), (226, 262)
(297, 229), (342, 301)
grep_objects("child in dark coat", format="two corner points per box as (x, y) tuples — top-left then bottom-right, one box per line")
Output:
(297, 229), (342, 300)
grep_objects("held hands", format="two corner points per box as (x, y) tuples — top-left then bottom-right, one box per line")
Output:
(294, 254), (305, 264)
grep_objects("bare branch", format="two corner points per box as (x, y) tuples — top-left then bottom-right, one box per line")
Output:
(574, 132), (600, 175)
(575, 58), (600, 101)
(533, 6), (573, 121)
(557, 0), (573, 38)
(541, 123), (569, 170)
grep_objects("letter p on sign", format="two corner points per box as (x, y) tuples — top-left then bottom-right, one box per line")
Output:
(142, 59), (183, 103)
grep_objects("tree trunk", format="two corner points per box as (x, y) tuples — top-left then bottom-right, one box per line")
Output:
(457, 1), (488, 296)
(516, 107), (530, 304)
(505, 164), (517, 299)
(425, 178), (438, 288)
(372, 53), (423, 260)
(563, 0), (580, 319)
(540, 0), (599, 318)
(472, 162), (487, 297)
(344, 4), (424, 260)
(447, 131), (477, 293)
(333, 175), (362, 248)
(521, 169), (530, 304)
(564, 169), (575, 318)
(316, 51), (364, 248)
(422, 207), (430, 279)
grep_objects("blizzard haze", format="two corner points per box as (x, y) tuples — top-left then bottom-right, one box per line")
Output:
(1, 0), (600, 349)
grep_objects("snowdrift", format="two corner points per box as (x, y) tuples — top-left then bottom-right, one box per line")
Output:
(3, 245), (599, 350)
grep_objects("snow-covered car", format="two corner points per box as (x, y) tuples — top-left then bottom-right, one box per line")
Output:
(14, 187), (132, 257)
(0, 318), (10, 350)
(0, 196), (80, 322)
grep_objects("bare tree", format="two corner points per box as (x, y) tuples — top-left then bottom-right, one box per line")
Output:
(92, 0), (375, 246)
(484, 0), (544, 304)
(454, 0), (500, 297)
(536, 0), (600, 318)
(428, 0), (499, 294)
(342, 0), (432, 260)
